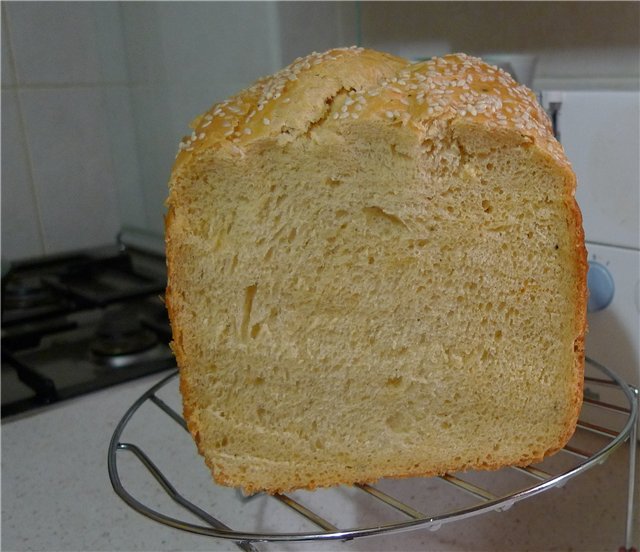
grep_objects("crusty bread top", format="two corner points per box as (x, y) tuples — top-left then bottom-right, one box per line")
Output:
(172, 47), (567, 170)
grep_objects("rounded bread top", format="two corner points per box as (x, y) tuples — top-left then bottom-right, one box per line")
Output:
(173, 46), (567, 169)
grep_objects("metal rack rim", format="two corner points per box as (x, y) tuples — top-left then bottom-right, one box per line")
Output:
(107, 357), (638, 544)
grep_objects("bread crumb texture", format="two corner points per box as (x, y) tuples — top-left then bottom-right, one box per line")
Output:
(166, 47), (587, 495)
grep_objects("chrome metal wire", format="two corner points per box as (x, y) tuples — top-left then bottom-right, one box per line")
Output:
(108, 357), (638, 548)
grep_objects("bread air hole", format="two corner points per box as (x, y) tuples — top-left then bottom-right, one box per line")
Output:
(481, 199), (493, 213)
(362, 206), (407, 229)
(240, 284), (258, 340)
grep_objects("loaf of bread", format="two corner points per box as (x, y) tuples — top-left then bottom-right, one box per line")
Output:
(165, 47), (587, 495)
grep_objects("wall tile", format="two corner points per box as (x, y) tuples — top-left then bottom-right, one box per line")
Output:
(101, 86), (147, 229)
(119, 3), (166, 85)
(155, 3), (280, 86)
(18, 87), (121, 253)
(1, 89), (45, 260)
(129, 84), (174, 234)
(91, 2), (129, 84)
(277, 2), (356, 64)
(5, 2), (102, 85)
(2, 7), (16, 87)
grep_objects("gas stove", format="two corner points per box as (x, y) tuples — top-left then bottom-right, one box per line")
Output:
(1, 240), (174, 418)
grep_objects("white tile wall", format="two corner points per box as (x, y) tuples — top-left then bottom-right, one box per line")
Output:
(1, 89), (45, 259)
(1, 2), (145, 260)
(6, 2), (103, 85)
(91, 2), (129, 84)
(101, 87), (148, 230)
(277, 2), (358, 64)
(1, 12), (15, 87)
(18, 87), (121, 253)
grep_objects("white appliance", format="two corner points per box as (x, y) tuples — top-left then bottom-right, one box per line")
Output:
(541, 90), (640, 397)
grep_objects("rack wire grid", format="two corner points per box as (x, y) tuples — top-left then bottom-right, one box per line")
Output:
(108, 356), (638, 550)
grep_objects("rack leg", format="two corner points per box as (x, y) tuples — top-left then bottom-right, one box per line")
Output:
(622, 386), (638, 552)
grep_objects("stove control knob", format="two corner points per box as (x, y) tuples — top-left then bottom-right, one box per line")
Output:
(587, 261), (615, 312)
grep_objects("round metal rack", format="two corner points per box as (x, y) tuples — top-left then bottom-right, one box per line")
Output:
(108, 357), (638, 551)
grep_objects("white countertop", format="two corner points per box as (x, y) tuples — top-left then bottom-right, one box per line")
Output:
(2, 371), (638, 552)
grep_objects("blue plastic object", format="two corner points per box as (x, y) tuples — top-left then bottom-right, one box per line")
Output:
(587, 261), (615, 312)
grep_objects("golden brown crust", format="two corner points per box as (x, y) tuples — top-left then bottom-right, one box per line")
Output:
(165, 47), (587, 495)
(169, 48), (568, 173)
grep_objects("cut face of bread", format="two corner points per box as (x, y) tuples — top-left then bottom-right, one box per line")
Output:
(166, 48), (586, 495)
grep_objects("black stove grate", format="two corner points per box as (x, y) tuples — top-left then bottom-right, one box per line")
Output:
(1, 246), (174, 418)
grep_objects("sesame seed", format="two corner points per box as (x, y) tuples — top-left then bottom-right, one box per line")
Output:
(198, 132), (205, 139)
(385, 111), (394, 119)
(263, 118), (270, 125)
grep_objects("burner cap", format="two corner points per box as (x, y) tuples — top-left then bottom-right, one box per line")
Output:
(91, 308), (158, 357)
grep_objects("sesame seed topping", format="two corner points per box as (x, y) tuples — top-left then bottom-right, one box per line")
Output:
(174, 50), (560, 166)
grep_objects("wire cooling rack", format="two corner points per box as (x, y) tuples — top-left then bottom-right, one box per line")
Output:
(108, 357), (638, 551)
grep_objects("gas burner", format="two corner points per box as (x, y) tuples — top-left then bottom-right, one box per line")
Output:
(1, 242), (173, 417)
(91, 307), (159, 368)
(4, 275), (59, 310)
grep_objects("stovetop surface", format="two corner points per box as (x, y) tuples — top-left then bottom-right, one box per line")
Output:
(1, 245), (175, 418)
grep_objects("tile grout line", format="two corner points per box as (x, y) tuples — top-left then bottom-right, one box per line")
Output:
(2, 5), (47, 255)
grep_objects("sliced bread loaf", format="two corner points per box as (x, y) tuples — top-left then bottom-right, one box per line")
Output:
(165, 47), (587, 495)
